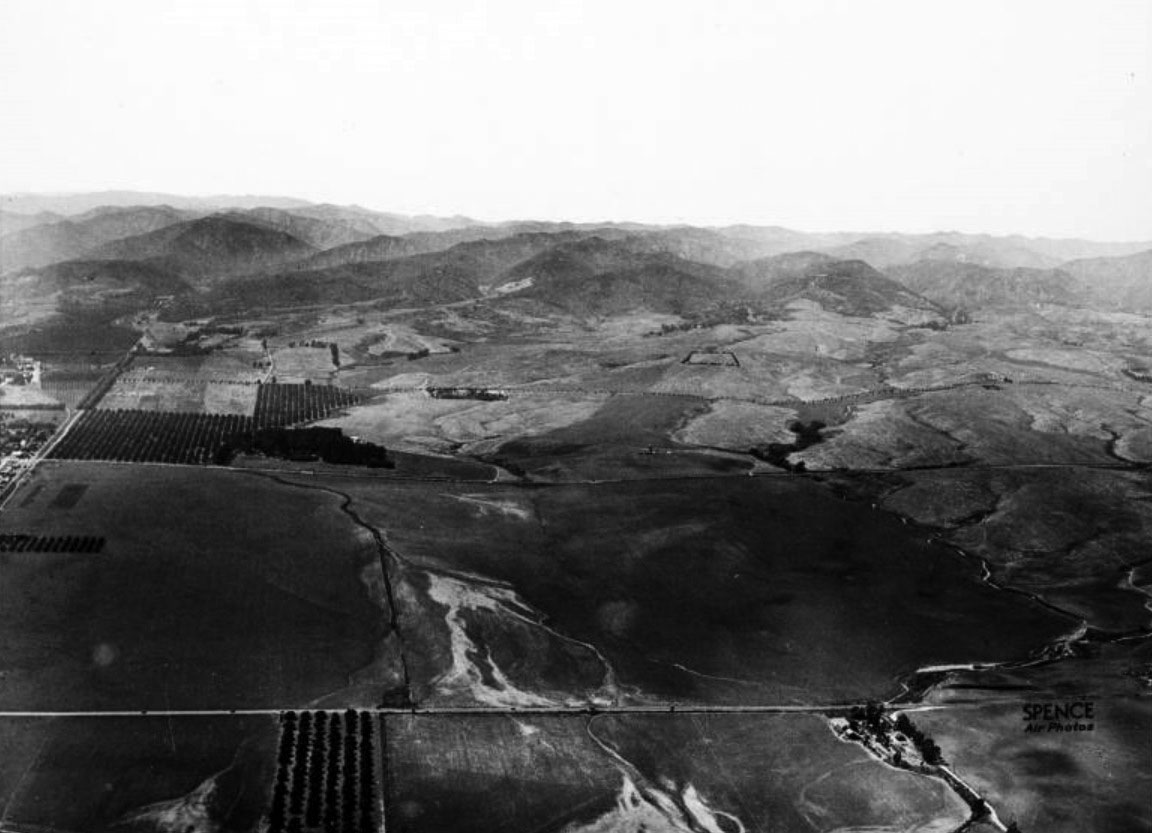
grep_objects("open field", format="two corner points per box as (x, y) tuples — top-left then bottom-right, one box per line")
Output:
(269, 343), (338, 383)
(4, 204), (1152, 830)
(384, 712), (968, 833)
(0, 714), (278, 833)
(874, 467), (1152, 634)
(314, 473), (1071, 707)
(912, 698), (1152, 833)
(0, 461), (401, 710)
(98, 377), (260, 414)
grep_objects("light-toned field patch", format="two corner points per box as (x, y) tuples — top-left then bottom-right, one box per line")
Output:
(270, 345), (335, 382)
(0, 384), (62, 408)
(319, 391), (609, 455)
(98, 378), (208, 412)
(738, 303), (901, 361)
(1115, 426), (1152, 462)
(1005, 347), (1117, 374)
(791, 399), (967, 470)
(363, 323), (456, 358)
(201, 382), (259, 415)
(674, 400), (796, 449)
(448, 494), (534, 521)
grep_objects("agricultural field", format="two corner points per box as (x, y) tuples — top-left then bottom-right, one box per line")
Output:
(48, 410), (255, 463)
(270, 343), (339, 383)
(912, 699), (1152, 832)
(267, 709), (382, 833)
(97, 377), (260, 413)
(254, 382), (365, 428)
(314, 474), (1071, 707)
(384, 712), (968, 833)
(0, 461), (401, 711)
(47, 384), (365, 464)
(2, 198), (1151, 831)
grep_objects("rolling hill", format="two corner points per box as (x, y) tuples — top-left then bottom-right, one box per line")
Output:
(87, 216), (317, 283)
(0, 209), (64, 237)
(1061, 249), (1152, 310)
(217, 207), (378, 250)
(732, 252), (943, 319)
(493, 237), (739, 315)
(0, 205), (196, 272)
(887, 260), (1084, 309)
(283, 203), (478, 237)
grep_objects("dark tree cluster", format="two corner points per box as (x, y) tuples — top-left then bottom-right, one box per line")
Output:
(215, 426), (392, 468)
(427, 386), (509, 401)
(0, 534), (105, 553)
(751, 419), (825, 472)
(48, 410), (254, 464)
(893, 712), (945, 766)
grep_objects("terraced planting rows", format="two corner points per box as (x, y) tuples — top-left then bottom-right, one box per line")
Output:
(268, 710), (380, 833)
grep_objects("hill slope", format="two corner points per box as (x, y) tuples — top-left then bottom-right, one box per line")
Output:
(496, 237), (739, 315)
(88, 216), (317, 283)
(733, 253), (942, 319)
(1061, 249), (1152, 309)
(0, 205), (195, 272)
(887, 261), (1084, 309)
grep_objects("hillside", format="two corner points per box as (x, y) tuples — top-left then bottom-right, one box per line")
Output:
(1061, 249), (1152, 310)
(218, 207), (377, 250)
(887, 260), (1083, 309)
(29, 258), (190, 295)
(88, 216), (317, 283)
(822, 234), (1058, 269)
(730, 251), (839, 288)
(0, 209), (63, 237)
(733, 253), (942, 319)
(164, 232), (584, 317)
(495, 237), (738, 315)
(290, 234), (428, 270)
(284, 203), (478, 237)
(0, 205), (196, 272)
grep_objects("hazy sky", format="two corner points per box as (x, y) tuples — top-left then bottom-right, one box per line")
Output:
(2, 0), (1149, 238)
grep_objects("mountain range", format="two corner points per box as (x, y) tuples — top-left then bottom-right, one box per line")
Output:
(2, 191), (1150, 329)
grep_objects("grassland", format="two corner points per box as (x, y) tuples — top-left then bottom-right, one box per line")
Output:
(4, 255), (1152, 831)
(913, 699), (1152, 832)
(383, 712), (968, 833)
(0, 462), (401, 710)
(315, 473), (1071, 707)
(0, 714), (277, 833)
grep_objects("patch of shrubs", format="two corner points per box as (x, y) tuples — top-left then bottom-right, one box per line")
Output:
(216, 426), (393, 468)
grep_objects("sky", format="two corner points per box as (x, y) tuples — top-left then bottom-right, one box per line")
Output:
(1, 0), (1149, 239)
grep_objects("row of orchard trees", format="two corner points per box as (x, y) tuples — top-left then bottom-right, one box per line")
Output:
(268, 710), (379, 833)
(48, 410), (254, 464)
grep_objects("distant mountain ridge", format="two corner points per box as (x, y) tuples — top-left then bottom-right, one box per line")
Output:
(1061, 249), (1152, 310)
(0, 205), (197, 272)
(0, 191), (311, 215)
(5, 191), (1152, 329)
(887, 261), (1084, 309)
